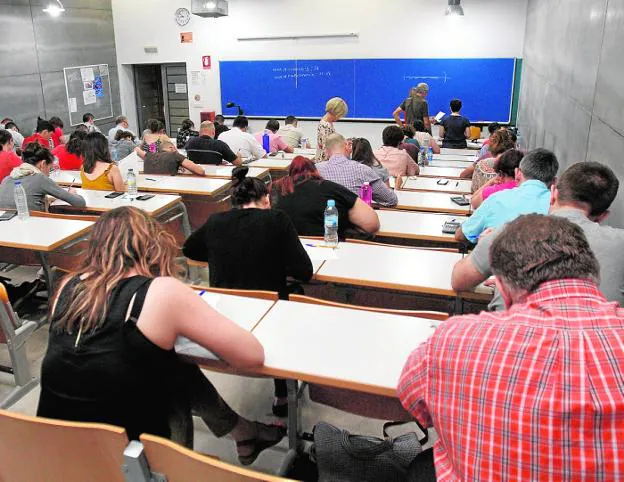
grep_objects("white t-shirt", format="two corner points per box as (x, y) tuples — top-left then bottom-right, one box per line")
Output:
(277, 124), (304, 148)
(219, 127), (266, 160)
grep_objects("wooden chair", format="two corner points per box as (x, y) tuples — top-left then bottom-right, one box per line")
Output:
(289, 294), (448, 421)
(0, 409), (130, 482)
(140, 433), (295, 481)
(0, 283), (38, 409)
(191, 285), (279, 301)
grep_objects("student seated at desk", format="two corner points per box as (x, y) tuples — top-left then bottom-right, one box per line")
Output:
(271, 156), (380, 238)
(214, 114), (229, 139)
(80, 133), (125, 192)
(107, 115), (135, 144)
(477, 122), (502, 159)
(374, 125), (419, 178)
(3, 122), (24, 153)
(219, 116), (266, 161)
(39, 206), (286, 462)
(438, 99), (471, 149)
(185, 121), (241, 166)
(110, 130), (137, 161)
(141, 119), (169, 153)
(412, 120), (440, 154)
(0, 143), (85, 211)
(278, 115), (308, 149)
(22, 119), (54, 150)
(351, 137), (390, 184)
(176, 119), (198, 149)
(463, 129), (516, 192)
(254, 120), (293, 154)
(183, 168), (313, 418)
(53, 129), (86, 170)
(49, 116), (64, 148)
(135, 140), (205, 176)
(0, 129), (22, 183)
(470, 149), (523, 209)
(317, 134), (397, 207)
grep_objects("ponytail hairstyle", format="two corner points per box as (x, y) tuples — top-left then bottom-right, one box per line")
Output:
(231, 166), (269, 207)
(146, 118), (162, 134)
(22, 142), (54, 166)
(66, 129), (88, 156)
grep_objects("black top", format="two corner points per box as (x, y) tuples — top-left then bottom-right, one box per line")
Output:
(185, 135), (237, 165)
(37, 276), (183, 440)
(271, 179), (357, 239)
(440, 114), (471, 149)
(215, 124), (230, 139)
(400, 96), (429, 127)
(176, 128), (198, 149)
(144, 151), (185, 175)
(183, 209), (313, 299)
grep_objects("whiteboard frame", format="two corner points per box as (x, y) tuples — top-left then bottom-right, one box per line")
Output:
(63, 63), (114, 127)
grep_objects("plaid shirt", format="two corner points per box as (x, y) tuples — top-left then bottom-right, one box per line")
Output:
(317, 155), (398, 207)
(399, 279), (624, 481)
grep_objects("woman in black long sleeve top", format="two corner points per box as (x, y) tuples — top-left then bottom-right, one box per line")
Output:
(183, 166), (313, 417)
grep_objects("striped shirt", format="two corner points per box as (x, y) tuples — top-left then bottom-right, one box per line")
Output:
(398, 279), (624, 481)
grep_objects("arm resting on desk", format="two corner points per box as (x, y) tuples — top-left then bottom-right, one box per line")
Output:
(348, 198), (380, 234)
(43, 177), (86, 208)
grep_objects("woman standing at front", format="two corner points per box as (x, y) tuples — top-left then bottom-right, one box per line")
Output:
(316, 97), (348, 161)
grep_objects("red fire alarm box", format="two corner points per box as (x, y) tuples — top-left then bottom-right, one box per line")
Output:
(200, 111), (216, 122)
(202, 56), (211, 69)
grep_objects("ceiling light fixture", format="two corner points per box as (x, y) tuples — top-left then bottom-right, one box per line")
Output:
(445, 0), (464, 17)
(43, 0), (65, 17)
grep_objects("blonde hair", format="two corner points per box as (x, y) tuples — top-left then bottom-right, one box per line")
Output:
(200, 121), (214, 131)
(51, 207), (180, 335)
(325, 97), (348, 119)
(325, 133), (346, 151)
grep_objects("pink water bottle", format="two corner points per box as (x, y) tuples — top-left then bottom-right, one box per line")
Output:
(359, 182), (372, 206)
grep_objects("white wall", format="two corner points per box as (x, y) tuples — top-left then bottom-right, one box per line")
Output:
(111, 0), (528, 147)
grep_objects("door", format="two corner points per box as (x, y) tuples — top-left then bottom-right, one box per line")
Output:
(162, 63), (189, 137)
(134, 64), (165, 135)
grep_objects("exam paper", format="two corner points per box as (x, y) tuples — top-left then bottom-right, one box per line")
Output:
(302, 243), (339, 261)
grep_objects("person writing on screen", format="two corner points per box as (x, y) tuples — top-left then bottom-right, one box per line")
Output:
(393, 83), (431, 133)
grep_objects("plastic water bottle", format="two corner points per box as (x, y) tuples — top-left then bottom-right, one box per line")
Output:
(262, 132), (270, 153)
(52, 157), (60, 178)
(127, 169), (137, 197)
(418, 146), (426, 166)
(359, 182), (372, 206)
(427, 146), (433, 164)
(14, 181), (29, 220)
(300, 137), (308, 149)
(323, 200), (339, 247)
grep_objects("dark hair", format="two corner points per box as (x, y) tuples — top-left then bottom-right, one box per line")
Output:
(272, 156), (322, 196)
(49, 116), (64, 129)
(413, 120), (426, 133)
(450, 99), (462, 112)
(114, 115), (127, 126)
(382, 125), (405, 147)
(215, 114), (225, 124)
(351, 138), (380, 168)
(519, 148), (559, 186)
(83, 113), (94, 123)
(4, 122), (18, 131)
(66, 129), (88, 156)
(1, 117), (12, 125)
(494, 149), (524, 178)
(232, 116), (249, 129)
(556, 162), (619, 217)
(490, 214), (599, 293)
(402, 125), (416, 138)
(285, 115), (297, 125)
(181, 119), (194, 131)
(488, 122), (501, 135)
(489, 129), (516, 156)
(82, 132), (112, 174)
(36, 119), (53, 133)
(146, 119), (161, 134)
(22, 142), (53, 166)
(114, 130), (135, 142)
(0, 129), (13, 147)
(265, 120), (280, 133)
(231, 166), (269, 207)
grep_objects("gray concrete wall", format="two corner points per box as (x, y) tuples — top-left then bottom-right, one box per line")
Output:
(0, 0), (120, 135)
(518, 0), (624, 227)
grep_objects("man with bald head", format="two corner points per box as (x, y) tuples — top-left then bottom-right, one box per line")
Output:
(393, 83), (431, 133)
(184, 120), (241, 166)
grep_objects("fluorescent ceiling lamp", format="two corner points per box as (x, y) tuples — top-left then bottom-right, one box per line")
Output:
(204, 1), (217, 8)
(43, 0), (65, 16)
(445, 0), (464, 16)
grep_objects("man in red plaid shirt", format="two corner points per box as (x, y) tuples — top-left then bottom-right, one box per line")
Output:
(399, 214), (624, 481)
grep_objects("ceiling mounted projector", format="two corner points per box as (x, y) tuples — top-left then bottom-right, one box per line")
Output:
(191, 0), (229, 18)
(445, 0), (464, 16)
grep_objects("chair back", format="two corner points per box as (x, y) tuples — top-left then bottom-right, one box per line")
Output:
(186, 148), (224, 165)
(0, 409), (129, 482)
(140, 433), (294, 481)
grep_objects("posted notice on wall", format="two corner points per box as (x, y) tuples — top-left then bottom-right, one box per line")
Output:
(68, 97), (77, 113)
(83, 89), (97, 105)
(174, 83), (188, 94)
(99, 64), (109, 76)
(80, 67), (95, 82)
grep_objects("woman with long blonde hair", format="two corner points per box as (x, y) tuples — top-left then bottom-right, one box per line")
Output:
(37, 207), (285, 464)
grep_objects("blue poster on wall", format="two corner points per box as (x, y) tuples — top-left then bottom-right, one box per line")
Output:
(94, 76), (104, 98)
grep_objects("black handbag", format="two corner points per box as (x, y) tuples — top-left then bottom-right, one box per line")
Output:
(311, 421), (429, 482)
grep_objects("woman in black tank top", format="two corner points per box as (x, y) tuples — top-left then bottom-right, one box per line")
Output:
(38, 206), (285, 465)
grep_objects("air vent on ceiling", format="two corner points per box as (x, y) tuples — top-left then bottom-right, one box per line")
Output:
(191, 0), (228, 18)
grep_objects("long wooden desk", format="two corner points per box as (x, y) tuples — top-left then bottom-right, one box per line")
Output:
(395, 190), (471, 215)
(201, 165), (270, 180)
(417, 166), (465, 179)
(400, 177), (471, 194)
(376, 210), (466, 245)
(247, 158), (292, 173)
(440, 147), (478, 156)
(428, 159), (473, 169)
(432, 153), (476, 162)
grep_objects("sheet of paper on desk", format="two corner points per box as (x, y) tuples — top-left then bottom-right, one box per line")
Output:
(303, 243), (339, 261)
(199, 291), (220, 308)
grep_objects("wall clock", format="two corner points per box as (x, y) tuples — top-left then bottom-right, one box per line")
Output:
(175, 7), (191, 26)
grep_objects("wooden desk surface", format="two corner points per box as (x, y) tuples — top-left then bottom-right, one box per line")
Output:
(376, 210), (466, 243)
(440, 148), (478, 156)
(395, 190), (471, 215)
(428, 160), (473, 169)
(253, 300), (435, 397)
(401, 177), (472, 194)
(201, 165), (270, 179)
(293, 148), (316, 156)
(0, 215), (93, 252)
(432, 153), (477, 162)
(51, 189), (182, 217)
(247, 158), (292, 171)
(417, 167), (465, 179)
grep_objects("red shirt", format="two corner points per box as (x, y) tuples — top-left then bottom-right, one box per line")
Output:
(399, 279), (624, 481)
(22, 133), (51, 150)
(51, 127), (64, 148)
(53, 144), (82, 170)
(0, 150), (22, 182)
